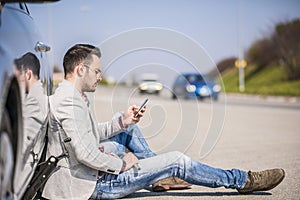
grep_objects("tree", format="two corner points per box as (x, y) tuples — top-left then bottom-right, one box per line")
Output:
(207, 57), (237, 78)
(273, 19), (300, 80)
(246, 37), (278, 69)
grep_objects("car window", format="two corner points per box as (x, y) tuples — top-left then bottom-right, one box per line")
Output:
(2, 3), (30, 16)
(176, 75), (186, 84)
(185, 74), (204, 82)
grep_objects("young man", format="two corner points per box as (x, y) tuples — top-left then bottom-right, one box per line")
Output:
(14, 52), (48, 153)
(14, 52), (49, 193)
(42, 44), (285, 200)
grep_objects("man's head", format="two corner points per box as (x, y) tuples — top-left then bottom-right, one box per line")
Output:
(63, 44), (102, 93)
(15, 52), (40, 78)
(14, 52), (41, 94)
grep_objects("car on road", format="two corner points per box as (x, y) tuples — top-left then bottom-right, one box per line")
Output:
(171, 73), (221, 100)
(139, 73), (163, 95)
(0, 2), (53, 199)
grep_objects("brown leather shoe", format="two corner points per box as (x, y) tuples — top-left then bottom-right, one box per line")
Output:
(152, 177), (192, 192)
(238, 168), (285, 194)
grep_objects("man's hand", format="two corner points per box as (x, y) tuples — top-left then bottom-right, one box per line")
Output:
(121, 152), (139, 171)
(122, 105), (146, 127)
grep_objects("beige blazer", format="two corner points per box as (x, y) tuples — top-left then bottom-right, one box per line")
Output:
(23, 81), (48, 153)
(16, 81), (48, 194)
(42, 80), (125, 200)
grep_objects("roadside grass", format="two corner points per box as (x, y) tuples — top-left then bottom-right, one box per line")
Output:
(219, 65), (300, 96)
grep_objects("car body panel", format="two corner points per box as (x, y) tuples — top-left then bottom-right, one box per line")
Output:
(0, 2), (52, 199)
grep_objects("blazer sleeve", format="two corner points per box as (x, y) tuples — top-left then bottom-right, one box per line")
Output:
(97, 111), (126, 140)
(53, 95), (123, 174)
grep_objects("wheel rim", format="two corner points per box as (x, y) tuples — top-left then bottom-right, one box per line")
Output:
(0, 132), (14, 200)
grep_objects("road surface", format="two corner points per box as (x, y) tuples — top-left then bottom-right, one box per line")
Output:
(91, 85), (300, 200)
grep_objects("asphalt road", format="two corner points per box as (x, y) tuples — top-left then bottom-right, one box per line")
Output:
(92, 85), (300, 200)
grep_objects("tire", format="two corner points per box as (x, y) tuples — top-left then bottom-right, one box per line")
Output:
(0, 110), (14, 200)
(213, 95), (219, 101)
(172, 93), (177, 100)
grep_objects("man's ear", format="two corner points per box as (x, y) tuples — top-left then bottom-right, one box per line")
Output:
(25, 70), (32, 80)
(76, 64), (85, 77)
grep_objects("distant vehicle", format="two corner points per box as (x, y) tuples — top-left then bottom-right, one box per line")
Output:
(172, 73), (221, 100)
(0, 2), (54, 199)
(139, 73), (163, 95)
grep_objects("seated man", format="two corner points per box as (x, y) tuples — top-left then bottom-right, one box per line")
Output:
(42, 44), (285, 200)
(99, 124), (191, 191)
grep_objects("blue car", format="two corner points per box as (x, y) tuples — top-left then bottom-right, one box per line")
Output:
(172, 73), (221, 100)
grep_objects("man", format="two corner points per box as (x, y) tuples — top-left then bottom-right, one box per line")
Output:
(42, 44), (285, 200)
(14, 52), (48, 153)
(14, 52), (49, 193)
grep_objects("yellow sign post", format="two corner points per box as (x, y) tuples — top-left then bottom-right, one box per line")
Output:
(235, 59), (247, 92)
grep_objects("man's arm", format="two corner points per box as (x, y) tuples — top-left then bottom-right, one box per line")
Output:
(97, 105), (146, 140)
(54, 95), (124, 174)
(97, 112), (126, 140)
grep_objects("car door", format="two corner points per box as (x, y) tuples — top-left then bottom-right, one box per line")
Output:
(0, 2), (52, 199)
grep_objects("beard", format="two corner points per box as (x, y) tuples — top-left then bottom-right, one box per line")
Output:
(82, 81), (97, 92)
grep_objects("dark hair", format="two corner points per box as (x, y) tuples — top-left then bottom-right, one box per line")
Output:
(14, 52), (40, 79)
(63, 44), (101, 77)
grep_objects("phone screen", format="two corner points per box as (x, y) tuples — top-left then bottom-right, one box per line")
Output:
(134, 99), (149, 117)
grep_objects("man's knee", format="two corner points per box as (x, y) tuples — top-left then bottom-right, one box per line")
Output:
(165, 151), (188, 165)
(126, 124), (139, 133)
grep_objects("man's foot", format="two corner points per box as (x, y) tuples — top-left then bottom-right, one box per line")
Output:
(152, 177), (192, 192)
(238, 168), (285, 194)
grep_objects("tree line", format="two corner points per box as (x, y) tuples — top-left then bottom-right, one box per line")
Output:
(214, 19), (300, 81)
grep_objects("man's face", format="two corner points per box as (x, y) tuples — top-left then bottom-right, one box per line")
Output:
(14, 65), (29, 94)
(81, 55), (102, 92)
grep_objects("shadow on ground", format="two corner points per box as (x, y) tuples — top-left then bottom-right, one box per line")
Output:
(125, 187), (272, 198)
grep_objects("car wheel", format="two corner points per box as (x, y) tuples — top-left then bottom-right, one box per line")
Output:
(212, 95), (218, 101)
(0, 110), (14, 200)
(197, 95), (204, 101)
(172, 93), (177, 99)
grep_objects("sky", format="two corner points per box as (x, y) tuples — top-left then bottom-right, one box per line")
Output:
(29, 0), (300, 86)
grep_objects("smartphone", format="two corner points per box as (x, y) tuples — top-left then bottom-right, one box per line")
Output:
(134, 98), (149, 117)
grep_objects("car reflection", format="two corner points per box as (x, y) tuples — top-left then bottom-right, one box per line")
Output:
(14, 53), (48, 154)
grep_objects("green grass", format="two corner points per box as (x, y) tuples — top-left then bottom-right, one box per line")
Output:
(219, 65), (300, 96)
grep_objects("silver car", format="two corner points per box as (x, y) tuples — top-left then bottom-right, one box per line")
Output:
(138, 73), (163, 95)
(0, 2), (53, 199)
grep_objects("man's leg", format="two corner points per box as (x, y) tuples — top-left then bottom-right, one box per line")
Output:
(100, 125), (191, 191)
(91, 151), (249, 199)
(100, 124), (156, 158)
(91, 151), (284, 199)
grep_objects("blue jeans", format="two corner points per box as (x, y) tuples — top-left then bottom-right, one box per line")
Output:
(99, 125), (156, 159)
(91, 126), (248, 199)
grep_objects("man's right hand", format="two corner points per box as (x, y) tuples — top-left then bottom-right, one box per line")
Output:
(122, 105), (146, 127)
(122, 152), (139, 171)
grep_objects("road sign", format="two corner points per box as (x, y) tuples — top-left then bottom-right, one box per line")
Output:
(235, 59), (246, 92)
(235, 59), (247, 68)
